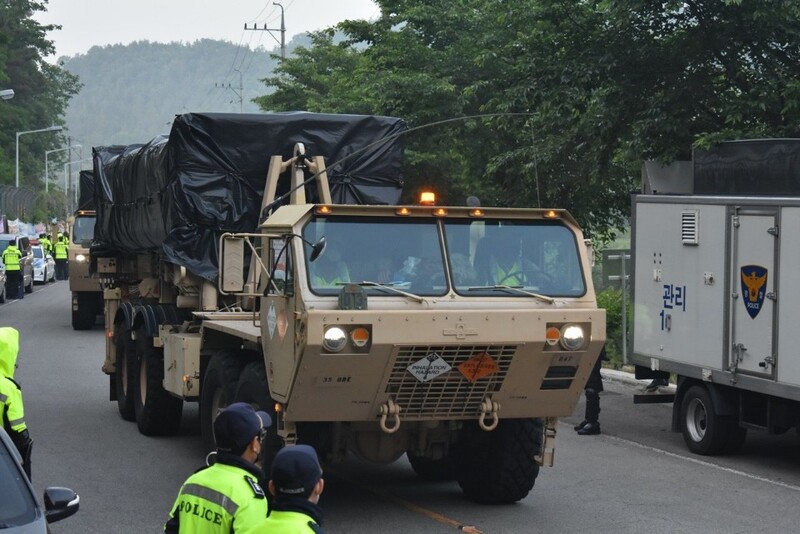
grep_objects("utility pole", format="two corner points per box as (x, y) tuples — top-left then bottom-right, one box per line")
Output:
(216, 68), (243, 112)
(244, 2), (285, 59)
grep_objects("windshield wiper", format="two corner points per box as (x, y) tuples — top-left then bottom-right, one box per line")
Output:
(358, 281), (427, 303)
(468, 285), (555, 304)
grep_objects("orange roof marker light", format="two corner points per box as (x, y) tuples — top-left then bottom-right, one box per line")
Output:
(544, 210), (559, 219)
(433, 207), (448, 217)
(315, 205), (332, 215)
(469, 208), (485, 217)
(419, 191), (436, 205)
(396, 207), (411, 216)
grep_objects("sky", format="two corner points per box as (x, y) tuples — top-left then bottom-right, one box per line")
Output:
(34, 0), (380, 60)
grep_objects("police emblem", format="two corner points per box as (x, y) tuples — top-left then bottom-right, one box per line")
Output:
(740, 265), (768, 319)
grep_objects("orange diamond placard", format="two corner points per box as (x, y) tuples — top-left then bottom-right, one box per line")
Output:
(458, 353), (499, 382)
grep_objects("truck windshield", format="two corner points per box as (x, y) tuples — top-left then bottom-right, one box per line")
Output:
(302, 215), (586, 298)
(442, 218), (586, 297)
(303, 216), (447, 296)
(72, 216), (96, 245)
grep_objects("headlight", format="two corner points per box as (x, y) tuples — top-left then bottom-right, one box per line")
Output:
(560, 325), (585, 351)
(322, 326), (348, 353)
(75, 254), (87, 263)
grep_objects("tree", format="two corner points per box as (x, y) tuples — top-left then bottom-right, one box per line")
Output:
(254, 1), (800, 240)
(0, 0), (80, 202)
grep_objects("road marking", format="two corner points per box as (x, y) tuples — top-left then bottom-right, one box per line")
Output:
(326, 466), (484, 533)
(592, 428), (800, 493)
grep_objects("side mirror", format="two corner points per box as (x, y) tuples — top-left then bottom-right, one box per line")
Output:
(219, 235), (245, 293)
(44, 487), (80, 523)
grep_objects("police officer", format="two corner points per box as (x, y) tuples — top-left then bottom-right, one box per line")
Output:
(265, 445), (325, 533)
(165, 403), (271, 533)
(574, 346), (609, 436)
(2, 240), (23, 299)
(39, 233), (53, 257)
(0, 327), (33, 479)
(54, 233), (68, 280)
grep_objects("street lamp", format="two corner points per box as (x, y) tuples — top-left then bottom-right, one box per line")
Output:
(45, 145), (82, 192)
(0, 89), (14, 100)
(16, 125), (63, 188)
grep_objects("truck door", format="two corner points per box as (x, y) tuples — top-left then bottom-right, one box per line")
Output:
(729, 209), (777, 378)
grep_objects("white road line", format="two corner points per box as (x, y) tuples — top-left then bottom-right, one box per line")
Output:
(601, 431), (800, 492)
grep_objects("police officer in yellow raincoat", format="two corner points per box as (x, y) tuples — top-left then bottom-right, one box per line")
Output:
(0, 327), (33, 479)
(164, 403), (271, 533)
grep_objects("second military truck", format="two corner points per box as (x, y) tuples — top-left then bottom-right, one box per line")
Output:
(93, 112), (605, 503)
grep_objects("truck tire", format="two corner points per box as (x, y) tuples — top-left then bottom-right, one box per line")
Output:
(114, 323), (136, 421)
(72, 293), (95, 330)
(407, 452), (457, 481)
(200, 351), (244, 450)
(25, 276), (33, 294)
(235, 361), (281, 473)
(681, 385), (728, 455)
(133, 327), (183, 436)
(454, 418), (543, 504)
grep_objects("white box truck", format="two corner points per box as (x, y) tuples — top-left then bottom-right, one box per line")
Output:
(631, 140), (800, 455)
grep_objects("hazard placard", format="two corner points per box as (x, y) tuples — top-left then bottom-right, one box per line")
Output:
(407, 353), (452, 383)
(458, 353), (499, 382)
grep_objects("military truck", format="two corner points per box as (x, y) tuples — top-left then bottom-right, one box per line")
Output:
(631, 139), (800, 455)
(94, 112), (605, 503)
(70, 170), (103, 329)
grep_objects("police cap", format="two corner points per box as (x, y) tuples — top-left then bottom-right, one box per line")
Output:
(270, 444), (322, 499)
(213, 402), (271, 454)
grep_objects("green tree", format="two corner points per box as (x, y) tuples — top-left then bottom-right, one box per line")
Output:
(0, 0), (80, 204)
(255, 0), (800, 240)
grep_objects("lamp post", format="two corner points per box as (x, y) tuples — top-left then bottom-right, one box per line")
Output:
(16, 125), (63, 188)
(45, 145), (82, 193)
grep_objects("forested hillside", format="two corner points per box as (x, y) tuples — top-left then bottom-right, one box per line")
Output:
(61, 36), (309, 149)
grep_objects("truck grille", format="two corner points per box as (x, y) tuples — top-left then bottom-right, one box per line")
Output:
(385, 345), (516, 418)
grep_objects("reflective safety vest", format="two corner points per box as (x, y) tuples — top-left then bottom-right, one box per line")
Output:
(167, 462), (268, 533)
(41, 237), (52, 255)
(2, 245), (21, 271)
(493, 260), (523, 286)
(312, 274), (347, 287)
(0, 327), (25, 434)
(263, 509), (320, 533)
(54, 240), (68, 260)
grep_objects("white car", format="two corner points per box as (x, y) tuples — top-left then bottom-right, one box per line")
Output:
(32, 245), (56, 284)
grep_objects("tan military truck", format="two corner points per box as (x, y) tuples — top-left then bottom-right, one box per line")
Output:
(69, 170), (104, 330)
(95, 113), (605, 503)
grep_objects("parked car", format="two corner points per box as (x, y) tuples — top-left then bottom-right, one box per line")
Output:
(31, 245), (55, 284)
(0, 427), (79, 531)
(0, 235), (34, 294)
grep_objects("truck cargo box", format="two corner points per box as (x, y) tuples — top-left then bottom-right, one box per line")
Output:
(92, 112), (406, 281)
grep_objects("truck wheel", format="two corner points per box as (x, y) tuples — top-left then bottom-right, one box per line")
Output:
(455, 418), (543, 504)
(72, 293), (95, 330)
(681, 385), (728, 455)
(200, 351), (244, 450)
(114, 323), (136, 421)
(235, 361), (281, 473)
(407, 452), (457, 481)
(133, 327), (183, 436)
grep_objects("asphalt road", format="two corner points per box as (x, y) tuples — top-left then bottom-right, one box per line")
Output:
(7, 281), (800, 533)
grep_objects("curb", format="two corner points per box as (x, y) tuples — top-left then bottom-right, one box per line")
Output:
(600, 368), (677, 392)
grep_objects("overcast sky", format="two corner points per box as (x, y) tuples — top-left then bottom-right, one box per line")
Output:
(34, 0), (379, 60)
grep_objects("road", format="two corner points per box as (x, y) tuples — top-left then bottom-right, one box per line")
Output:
(7, 281), (800, 533)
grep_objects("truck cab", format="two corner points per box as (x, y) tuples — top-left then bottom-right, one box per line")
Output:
(69, 210), (103, 329)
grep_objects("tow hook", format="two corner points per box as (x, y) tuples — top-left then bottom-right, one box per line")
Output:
(379, 398), (402, 434)
(478, 397), (500, 431)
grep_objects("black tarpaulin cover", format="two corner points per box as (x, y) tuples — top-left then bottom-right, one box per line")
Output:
(694, 139), (800, 195)
(78, 170), (96, 211)
(92, 112), (406, 282)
